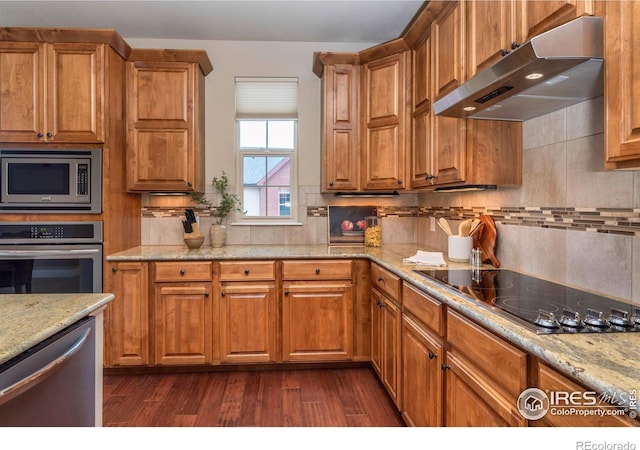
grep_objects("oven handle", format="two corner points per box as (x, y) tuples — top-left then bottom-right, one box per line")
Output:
(0, 249), (101, 257)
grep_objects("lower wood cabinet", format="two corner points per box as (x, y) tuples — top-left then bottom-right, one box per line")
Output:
(218, 261), (277, 364)
(444, 309), (528, 427)
(153, 261), (213, 366)
(105, 261), (150, 367)
(154, 282), (212, 365)
(282, 260), (354, 362)
(401, 314), (444, 427)
(533, 361), (638, 427)
(370, 286), (401, 407)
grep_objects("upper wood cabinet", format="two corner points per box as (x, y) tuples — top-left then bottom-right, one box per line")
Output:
(361, 49), (410, 190)
(0, 41), (107, 143)
(315, 54), (360, 192)
(126, 49), (212, 193)
(520, 0), (599, 41)
(604, 0), (640, 169)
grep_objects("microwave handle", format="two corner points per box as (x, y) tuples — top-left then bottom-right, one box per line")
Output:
(0, 249), (100, 257)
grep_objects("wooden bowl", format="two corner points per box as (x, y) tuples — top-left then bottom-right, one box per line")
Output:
(184, 235), (204, 249)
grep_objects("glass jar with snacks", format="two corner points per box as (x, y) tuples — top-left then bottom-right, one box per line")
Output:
(364, 216), (381, 247)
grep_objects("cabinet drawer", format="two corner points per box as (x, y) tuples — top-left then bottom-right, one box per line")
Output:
(282, 260), (351, 280)
(219, 261), (275, 281)
(446, 309), (527, 398)
(371, 263), (401, 302)
(403, 282), (444, 337)
(154, 261), (212, 282)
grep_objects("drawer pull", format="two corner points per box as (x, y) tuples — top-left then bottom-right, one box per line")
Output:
(180, 269), (185, 276)
(428, 352), (436, 360)
(315, 268), (320, 274)
(378, 277), (384, 283)
(244, 269), (250, 275)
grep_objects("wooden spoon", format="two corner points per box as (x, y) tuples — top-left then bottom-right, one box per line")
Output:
(468, 219), (482, 237)
(437, 218), (452, 236)
(458, 219), (473, 237)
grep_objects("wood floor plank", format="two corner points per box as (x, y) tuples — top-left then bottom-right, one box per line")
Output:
(103, 367), (405, 427)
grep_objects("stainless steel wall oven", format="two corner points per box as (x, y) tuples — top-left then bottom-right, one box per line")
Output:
(0, 221), (102, 294)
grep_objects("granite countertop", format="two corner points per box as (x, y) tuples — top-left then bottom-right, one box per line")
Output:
(108, 243), (640, 413)
(0, 293), (114, 366)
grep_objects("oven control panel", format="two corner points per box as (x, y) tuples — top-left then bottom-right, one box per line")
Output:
(0, 221), (102, 244)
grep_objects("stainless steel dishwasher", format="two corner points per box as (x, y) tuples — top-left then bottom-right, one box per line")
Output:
(0, 316), (96, 426)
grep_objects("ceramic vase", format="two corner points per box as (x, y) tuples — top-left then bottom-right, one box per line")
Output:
(209, 224), (226, 248)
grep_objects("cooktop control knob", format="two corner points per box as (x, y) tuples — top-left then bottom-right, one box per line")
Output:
(558, 309), (584, 328)
(608, 308), (634, 327)
(584, 308), (610, 328)
(534, 310), (560, 329)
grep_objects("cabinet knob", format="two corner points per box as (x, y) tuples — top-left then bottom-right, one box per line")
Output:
(187, 181), (193, 187)
(221, 291), (226, 297)
(441, 363), (450, 371)
(244, 269), (250, 275)
(37, 132), (43, 138)
(329, 181), (334, 186)
(46, 132), (53, 138)
(425, 174), (435, 181)
(315, 268), (320, 274)
(284, 290), (289, 296)
(376, 301), (384, 309)
(511, 41), (521, 50)
(500, 48), (510, 57)
(377, 277), (384, 283)
(111, 267), (117, 273)
(428, 352), (436, 360)
(180, 269), (185, 276)
(397, 179), (403, 184)
(204, 292), (209, 297)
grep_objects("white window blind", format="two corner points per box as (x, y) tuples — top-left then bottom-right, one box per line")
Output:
(235, 77), (298, 119)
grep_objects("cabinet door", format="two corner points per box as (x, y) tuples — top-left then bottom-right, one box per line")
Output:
(380, 294), (401, 406)
(431, 2), (466, 186)
(466, 0), (515, 78)
(282, 282), (353, 362)
(411, 32), (436, 189)
(154, 282), (212, 365)
(444, 352), (527, 427)
(219, 282), (277, 363)
(0, 42), (45, 142)
(362, 52), (408, 190)
(605, 1), (640, 169)
(520, 0), (597, 41)
(401, 315), (444, 427)
(127, 61), (197, 192)
(105, 262), (149, 367)
(322, 63), (360, 191)
(47, 43), (104, 143)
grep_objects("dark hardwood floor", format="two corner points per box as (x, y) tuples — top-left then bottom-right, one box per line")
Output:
(103, 367), (405, 427)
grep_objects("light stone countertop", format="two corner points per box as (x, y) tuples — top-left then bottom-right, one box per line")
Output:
(0, 293), (115, 366)
(108, 243), (640, 414)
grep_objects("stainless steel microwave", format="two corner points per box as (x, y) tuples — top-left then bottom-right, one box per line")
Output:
(0, 149), (102, 213)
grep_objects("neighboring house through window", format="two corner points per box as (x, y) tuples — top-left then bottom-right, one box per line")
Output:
(235, 77), (298, 223)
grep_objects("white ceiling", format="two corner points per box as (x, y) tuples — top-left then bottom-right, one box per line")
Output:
(0, 0), (425, 43)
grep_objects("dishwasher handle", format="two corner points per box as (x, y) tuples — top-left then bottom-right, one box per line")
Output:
(0, 327), (92, 407)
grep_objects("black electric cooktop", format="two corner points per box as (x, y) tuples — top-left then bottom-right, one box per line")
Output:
(413, 268), (640, 334)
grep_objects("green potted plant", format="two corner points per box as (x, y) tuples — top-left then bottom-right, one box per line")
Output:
(192, 171), (242, 247)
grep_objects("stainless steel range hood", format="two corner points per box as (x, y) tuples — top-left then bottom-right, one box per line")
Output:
(433, 16), (603, 122)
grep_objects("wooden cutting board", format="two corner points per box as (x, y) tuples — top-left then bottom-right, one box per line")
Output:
(473, 214), (500, 268)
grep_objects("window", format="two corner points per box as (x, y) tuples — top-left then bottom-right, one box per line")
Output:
(235, 77), (298, 223)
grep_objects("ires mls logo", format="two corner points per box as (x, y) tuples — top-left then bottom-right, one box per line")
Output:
(517, 387), (637, 421)
(517, 388), (550, 420)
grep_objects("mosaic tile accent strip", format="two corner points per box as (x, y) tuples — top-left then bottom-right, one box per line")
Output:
(418, 206), (640, 236)
(142, 205), (640, 236)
